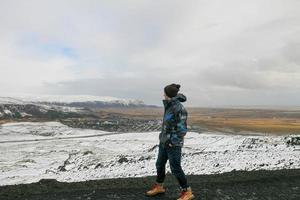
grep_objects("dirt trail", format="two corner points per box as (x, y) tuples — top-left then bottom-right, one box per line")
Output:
(1, 169), (300, 200)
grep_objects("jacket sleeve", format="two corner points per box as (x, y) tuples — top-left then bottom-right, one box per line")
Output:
(169, 104), (188, 145)
(175, 106), (188, 137)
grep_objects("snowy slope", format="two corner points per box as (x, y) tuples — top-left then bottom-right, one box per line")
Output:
(0, 122), (109, 141)
(0, 122), (299, 186)
(0, 97), (26, 105)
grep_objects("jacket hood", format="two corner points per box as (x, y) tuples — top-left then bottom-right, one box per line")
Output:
(162, 93), (187, 108)
(171, 93), (187, 103)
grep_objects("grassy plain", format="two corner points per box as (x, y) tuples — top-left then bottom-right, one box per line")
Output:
(95, 107), (300, 134)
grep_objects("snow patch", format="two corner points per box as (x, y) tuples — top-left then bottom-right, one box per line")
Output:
(3, 109), (12, 115)
(20, 112), (32, 117)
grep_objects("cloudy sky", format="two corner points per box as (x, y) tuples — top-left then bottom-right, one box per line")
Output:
(0, 0), (299, 107)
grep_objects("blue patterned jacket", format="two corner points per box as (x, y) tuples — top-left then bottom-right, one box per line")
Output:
(159, 93), (188, 147)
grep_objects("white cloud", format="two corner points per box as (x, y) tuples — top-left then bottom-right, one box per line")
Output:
(0, 0), (299, 106)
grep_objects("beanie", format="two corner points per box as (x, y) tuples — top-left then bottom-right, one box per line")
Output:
(164, 83), (181, 98)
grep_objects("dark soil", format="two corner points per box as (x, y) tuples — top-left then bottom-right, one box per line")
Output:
(1, 169), (300, 200)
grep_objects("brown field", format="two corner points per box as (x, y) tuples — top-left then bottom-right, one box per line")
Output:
(93, 107), (163, 120)
(1, 107), (299, 135)
(95, 107), (300, 135)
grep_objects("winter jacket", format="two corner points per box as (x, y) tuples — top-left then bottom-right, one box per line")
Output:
(159, 93), (188, 147)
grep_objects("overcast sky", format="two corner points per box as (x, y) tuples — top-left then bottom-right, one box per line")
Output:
(0, 0), (299, 107)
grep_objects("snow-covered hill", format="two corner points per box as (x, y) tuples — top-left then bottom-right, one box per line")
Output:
(2, 95), (145, 107)
(0, 95), (148, 120)
(0, 122), (299, 186)
(0, 102), (84, 120)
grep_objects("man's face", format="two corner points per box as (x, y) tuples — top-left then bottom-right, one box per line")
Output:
(163, 92), (170, 100)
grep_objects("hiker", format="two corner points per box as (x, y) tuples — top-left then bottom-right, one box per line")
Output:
(146, 84), (195, 200)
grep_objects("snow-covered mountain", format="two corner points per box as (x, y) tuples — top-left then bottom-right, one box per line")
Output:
(0, 98), (85, 120)
(0, 122), (299, 186)
(0, 95), (148, 120)
(1, 95), (146, 107)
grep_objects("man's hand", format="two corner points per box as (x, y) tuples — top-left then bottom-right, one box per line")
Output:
(165, 139), (173, 148)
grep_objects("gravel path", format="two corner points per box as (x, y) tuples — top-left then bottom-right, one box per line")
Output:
(1, 169), (300, 200)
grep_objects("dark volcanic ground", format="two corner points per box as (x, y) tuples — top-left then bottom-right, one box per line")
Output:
(1, 169), (300, 200)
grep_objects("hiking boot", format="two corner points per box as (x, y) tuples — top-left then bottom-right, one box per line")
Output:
(177, 187), (195, 200)
(145, 183), (166, 196)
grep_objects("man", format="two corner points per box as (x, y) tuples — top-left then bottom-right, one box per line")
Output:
(146, 84), (195, 200)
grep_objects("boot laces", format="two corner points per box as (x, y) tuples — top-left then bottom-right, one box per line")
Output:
(151, 183), (159, 190)
(180, 190), (187, 198)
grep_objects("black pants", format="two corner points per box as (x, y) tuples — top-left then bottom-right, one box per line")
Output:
(155, 143), (189, 189)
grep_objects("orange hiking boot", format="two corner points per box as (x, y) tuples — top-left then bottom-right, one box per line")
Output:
(177, 187), (195, 200)
(145, 183), (166, 196)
